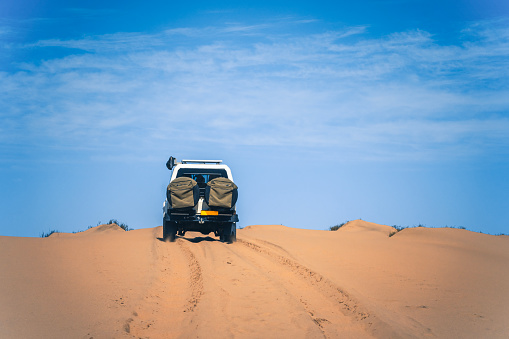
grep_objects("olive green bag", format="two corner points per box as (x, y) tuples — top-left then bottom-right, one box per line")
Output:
(167, 177), (199, 209)
(205, 177), (238, 209)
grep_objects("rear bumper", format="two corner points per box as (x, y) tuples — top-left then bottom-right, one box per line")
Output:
(165, 211), (239, 223)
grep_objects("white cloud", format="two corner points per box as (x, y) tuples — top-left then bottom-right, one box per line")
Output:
(2, 20), (509, 163)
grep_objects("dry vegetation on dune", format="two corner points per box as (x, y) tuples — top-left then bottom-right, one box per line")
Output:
(1, 220), (508, 338)
(40, 219), (131, 238)
(329, 220), (498, 238)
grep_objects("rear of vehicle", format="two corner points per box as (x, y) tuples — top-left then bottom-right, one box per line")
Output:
(163, 158), (238, 243)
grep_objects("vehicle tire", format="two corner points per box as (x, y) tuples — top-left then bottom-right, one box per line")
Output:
(221, 223), (236, 244)
(231, 223), (237, 242)
(163, 219), (177, 242)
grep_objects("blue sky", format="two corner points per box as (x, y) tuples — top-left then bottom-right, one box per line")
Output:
(1, 0), (508, 237)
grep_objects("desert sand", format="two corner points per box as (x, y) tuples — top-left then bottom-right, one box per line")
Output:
(1, 220), (508, 338)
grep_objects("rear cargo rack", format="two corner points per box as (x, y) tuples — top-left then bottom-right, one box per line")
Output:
(181, 159), (223, 164)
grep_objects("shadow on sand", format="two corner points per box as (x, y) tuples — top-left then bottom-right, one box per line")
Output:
(157, 236), (218, 243)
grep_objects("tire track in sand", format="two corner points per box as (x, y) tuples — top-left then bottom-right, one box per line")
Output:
(176, 236), (328, 338)
(126, 229), (203, 338)
(235, 238), (401, 338)
(126, 230), (424, 338)
(177, 238), (204, 313)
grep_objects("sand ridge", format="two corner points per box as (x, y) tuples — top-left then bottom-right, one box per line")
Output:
(1, 220), (508, 338)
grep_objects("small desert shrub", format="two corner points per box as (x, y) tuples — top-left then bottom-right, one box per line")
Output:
(444, 225), (466, 230)
(107, 219), (131, 231)
(389, 225), (406, 237)
(40, 230), (59, 238)
(388, 224), (471, 237)
(329, 222), (348, 231)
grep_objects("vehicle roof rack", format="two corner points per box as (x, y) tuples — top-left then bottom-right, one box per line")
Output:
(181, 159), (223, 164)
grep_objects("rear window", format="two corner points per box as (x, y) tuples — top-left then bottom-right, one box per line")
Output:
(176, 168), (228, 188)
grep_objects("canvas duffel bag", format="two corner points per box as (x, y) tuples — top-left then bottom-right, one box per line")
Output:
(167, 177), (199, 209)
(205, 177), (238, 209)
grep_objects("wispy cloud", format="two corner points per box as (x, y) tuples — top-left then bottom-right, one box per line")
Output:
(1, 20), (508, 163)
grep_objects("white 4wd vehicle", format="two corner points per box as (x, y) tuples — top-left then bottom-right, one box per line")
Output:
(163, 157), (238, 243)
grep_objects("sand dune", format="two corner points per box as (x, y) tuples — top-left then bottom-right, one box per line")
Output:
(1, 220), (508, 338)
